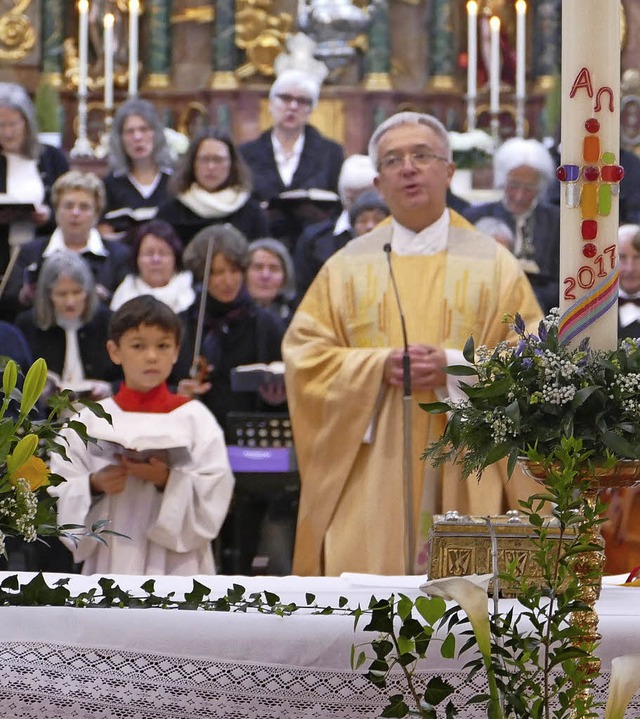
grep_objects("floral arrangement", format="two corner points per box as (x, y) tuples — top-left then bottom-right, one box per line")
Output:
(448, 129), (495, 170)
(421, 309), (640, 479)
(0, 356), (112, 555)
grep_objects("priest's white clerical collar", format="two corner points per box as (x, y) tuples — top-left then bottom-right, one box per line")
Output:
(391, 208), (449, 255)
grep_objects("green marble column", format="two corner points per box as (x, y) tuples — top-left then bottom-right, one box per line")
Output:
(41, 0), (65, 84)
(211, 0), (238, 88)
(145, 0), (171, 87)
(364, 0), (391, 90)
(532, 0), (561, 90)
(428, 0), (456, 89)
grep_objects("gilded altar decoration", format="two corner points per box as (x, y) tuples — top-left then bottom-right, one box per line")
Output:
(0, 0), (35, 61)
(234, 0), (293, 78)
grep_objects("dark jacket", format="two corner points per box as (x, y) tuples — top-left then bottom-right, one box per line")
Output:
(240, 125), (344, 246)
(464, 200), (560, 312)
(156, 195), (268, 247)
(294, 219), (353, 298)
(15, 304), (121, 382)
(102, 169), (172, 238)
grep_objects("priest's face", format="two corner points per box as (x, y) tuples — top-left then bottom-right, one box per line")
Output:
(619, 232), (640, 295)
(208, 252), (244, 304)
(373, 122), (454, 232)
(107, 324), (180, 393)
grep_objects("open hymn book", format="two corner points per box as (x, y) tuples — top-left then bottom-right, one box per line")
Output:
(230, 361), (285, 392)
(86, 432), (191, 467)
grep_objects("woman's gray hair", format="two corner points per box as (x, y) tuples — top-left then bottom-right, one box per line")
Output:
(51, 170), (106, 217)
(337, 154), (377, 203)
(269, 69), (321, 109)
(368, 112), (452, 169)
(493, 138), (556, 191)
(0, 82), (39, 158)
(248, 237), (296, 299)
(109, 98), (173, 174)
(34, 251), (98, 330)
(183, 223), (249, 283)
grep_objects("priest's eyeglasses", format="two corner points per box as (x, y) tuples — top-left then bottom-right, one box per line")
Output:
(378, 148), (449, 172)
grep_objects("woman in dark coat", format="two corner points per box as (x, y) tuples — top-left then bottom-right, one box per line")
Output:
(157, 127), (267, 247)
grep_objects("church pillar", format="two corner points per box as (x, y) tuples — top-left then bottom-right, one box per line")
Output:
(427, 0), (457, 90)
(211, 0), (238, 89)
(363, 0), (392, 90)
(41, 0), (65, 85)
(144, 0), (171, 88)
(532, 0), (560, 91)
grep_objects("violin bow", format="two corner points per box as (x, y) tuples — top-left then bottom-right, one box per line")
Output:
(189, 232), (216, 379)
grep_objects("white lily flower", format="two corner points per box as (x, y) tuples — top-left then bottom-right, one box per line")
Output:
(604, 654), (640, 719)
(420, 574), (492, 656)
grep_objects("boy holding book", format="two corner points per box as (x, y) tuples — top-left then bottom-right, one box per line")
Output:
(50, 295), (234, 575)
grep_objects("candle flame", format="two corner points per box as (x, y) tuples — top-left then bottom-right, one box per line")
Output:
(78, 0), (88, 12)
(467, 0), (478, 15)
(489, 15), (501, 31)
(104, 12), (114, 28)
(515, 0), (527, 14)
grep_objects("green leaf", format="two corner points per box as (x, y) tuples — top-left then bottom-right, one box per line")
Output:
(415, 595), (446, 625)
(380, 694), (410, 718)
(462, 335), (475, 363)
(424, 676), (455, 706)
(444, 365), (478, 377)
(419, 401), (451, 414)
(440, 632), (456, 659)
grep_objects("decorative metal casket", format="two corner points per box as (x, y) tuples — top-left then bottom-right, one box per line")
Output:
(427, 510), (575, 597)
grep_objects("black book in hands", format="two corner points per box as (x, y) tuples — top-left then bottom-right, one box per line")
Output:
(230, 361), (285, 392)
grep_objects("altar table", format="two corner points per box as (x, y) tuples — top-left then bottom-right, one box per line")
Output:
(0, 572), (638, 718)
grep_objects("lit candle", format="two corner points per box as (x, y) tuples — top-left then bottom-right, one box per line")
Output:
(489, 15), (500, 115)
(103, 13), (114, 110)
(128, 0), (139, 97)
(467, 1), (478, 100)
(515, 0), (526, 100)
(558, 0), (621, 351)
(77, 0), (89, 100)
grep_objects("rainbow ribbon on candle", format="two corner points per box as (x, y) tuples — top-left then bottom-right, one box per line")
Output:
(558, 268), (619, 346)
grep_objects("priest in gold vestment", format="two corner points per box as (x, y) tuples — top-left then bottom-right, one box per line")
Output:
(282, 113), (545, 576)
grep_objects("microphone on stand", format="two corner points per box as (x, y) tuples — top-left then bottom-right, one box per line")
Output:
(383, 242), (411, 398)
(383, 241), (414, 573)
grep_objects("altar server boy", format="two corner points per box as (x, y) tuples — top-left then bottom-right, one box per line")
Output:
(50, 295), (234, 575)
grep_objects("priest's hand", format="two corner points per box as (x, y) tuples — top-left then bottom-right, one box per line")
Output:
(383, 344), (447, 391)
(121, 456), (170, 489)
(90, 463), (128, 495)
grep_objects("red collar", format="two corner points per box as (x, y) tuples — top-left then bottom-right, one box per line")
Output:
(113, 382), (191, 413)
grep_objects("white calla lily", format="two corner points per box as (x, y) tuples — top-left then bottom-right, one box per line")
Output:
(420, 574), (503, 719)
(604, 654), (640, 719)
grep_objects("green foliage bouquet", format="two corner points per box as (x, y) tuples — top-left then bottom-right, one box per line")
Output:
(448, 130), (495, 170)
(422, 309), (640, 479)
(0, 356), (109, 556)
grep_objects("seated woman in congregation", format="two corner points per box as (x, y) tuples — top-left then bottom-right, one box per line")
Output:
(110, 218), (195, 315)
(246, 238), (296, 326)
(16, 250), (120, 400)
(3, 171), (131, 313)
(157, 127), (268, 246)
(99, 98), (173, 241)
(0, 82), (68, 319)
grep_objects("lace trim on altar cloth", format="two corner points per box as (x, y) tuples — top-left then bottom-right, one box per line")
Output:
(0, 642), (638, 719)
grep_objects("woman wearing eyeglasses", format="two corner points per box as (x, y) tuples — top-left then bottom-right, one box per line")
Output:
(157, 127), (268, 247)
(239, 69), (344, 246)
(99, 98), (174, 242)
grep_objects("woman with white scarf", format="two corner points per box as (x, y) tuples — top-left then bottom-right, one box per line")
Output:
(157, 127), (268, 246)
(15, 250), (119, 400)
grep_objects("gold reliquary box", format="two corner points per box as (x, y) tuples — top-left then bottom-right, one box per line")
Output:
(427, 510), (575, 597)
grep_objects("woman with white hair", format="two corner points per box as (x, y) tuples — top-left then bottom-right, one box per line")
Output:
(464, 137), (560, 312)
(239, 69), (344, 245)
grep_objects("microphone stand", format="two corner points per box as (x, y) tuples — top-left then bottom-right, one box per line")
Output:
(384, 243), (414, 574)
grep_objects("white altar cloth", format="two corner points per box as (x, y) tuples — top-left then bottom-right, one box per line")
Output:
(0, 572), (638, 718)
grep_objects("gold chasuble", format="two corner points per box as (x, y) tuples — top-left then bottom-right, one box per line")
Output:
(283, 212), (543, 576)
